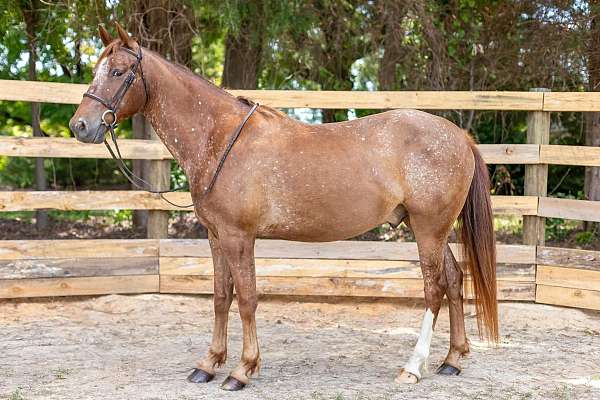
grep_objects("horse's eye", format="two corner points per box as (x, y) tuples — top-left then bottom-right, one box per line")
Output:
(111, 70), (123, 77)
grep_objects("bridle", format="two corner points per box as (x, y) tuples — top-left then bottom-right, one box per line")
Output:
(82, 45), (258, 209)
(84, 46), (148, 135)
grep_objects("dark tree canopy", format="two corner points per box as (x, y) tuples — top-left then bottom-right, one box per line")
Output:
(0, 0), (596, 232)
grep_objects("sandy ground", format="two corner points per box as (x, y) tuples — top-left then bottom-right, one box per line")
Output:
(1, 294), (599, 400)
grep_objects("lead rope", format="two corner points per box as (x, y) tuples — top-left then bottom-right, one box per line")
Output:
(103, 102), (259, 209)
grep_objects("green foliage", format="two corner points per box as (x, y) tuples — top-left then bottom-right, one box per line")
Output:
(0, 156), (33, 188)
(52, 368), (70, 380)
(170, 162), (189, 190)
(575, 231), (595, 245)
(191, 35), (225, 84)
(0, 0), (594, 213)
(545, 218), (580, 242)
(112, 210), (132, 225)
(8, 388), (25, 400)
(494, 216), (523, 237)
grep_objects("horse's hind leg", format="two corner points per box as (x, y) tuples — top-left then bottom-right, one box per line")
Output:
(437, 245), (469, 375)
(188, 231), (234, 383)
(396, 212), (451, 384)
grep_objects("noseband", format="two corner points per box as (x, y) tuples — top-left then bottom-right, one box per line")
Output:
(82, 46), (259, 208)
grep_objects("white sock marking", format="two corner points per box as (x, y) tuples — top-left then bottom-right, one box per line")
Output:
(403, 308), (434, 379)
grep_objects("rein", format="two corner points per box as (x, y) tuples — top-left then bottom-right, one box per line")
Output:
(83, 46), (259, 209)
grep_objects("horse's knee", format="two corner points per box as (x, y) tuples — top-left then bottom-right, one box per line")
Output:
(443, 246), (463, 300)
(236, 292), (258, 316)
(444, 265), (463, 301)
(214, 291), (233, 313)
(424, 283), (445, 315)
(423, 265), (446, 315)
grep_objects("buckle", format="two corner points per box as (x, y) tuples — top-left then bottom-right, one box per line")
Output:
(101, 109), (117, 128)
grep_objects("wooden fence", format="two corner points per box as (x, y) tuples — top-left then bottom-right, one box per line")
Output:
(0, 80), (599, 311)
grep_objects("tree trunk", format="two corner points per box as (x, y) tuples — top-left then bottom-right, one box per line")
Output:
(128, 0), (194, 66)
(411, 0), (449, 90)
(585, 0), (600, 232)
(221, 15), (264, 89)
(128, 0), (195, 234)
(22, 0), (48, 231)
(316, 7), (355, 123)
(132, 114), (148, 230)
(378, 1), (407, 90)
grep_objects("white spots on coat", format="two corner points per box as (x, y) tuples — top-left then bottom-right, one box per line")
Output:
(132, 52), (474, 242)
(93, 58), (109, 89)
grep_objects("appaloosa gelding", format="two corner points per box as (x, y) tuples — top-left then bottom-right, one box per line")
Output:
(70, 23), (498, 391)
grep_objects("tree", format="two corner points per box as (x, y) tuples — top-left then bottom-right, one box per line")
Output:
(377, 1), (409, 90)
(125, 0), (197, 232)
(128, 0), (196, 67)
(585, 0), (600, 230)
(21, 0), (48, 230)
(221, 0), (265, 89)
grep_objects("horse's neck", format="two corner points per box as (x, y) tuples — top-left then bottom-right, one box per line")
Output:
(141, 51), (246, 185)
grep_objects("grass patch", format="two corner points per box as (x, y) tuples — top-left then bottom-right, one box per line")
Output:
(545, 218), (580, 242)
(52, 368), (70, 380)
(575, 231), (595, 245)
(0, 210), (133, 224)
(8, 388), (25, 400)
(494, 216), (522, 236)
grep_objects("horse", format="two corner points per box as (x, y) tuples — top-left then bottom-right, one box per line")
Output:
(70, 23), (498, 391)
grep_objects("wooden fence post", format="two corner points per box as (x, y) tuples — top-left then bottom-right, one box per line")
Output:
(523, 88), (551, 246)
(132, 114), (148, 229)
(145, 119), (170, 238)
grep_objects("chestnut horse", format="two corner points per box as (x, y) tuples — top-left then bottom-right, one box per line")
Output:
(70, 23), (498, 391)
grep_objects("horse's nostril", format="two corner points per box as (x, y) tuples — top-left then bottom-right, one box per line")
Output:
(76, 118), (87, 131)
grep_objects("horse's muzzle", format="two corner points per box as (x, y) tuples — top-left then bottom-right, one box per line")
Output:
(69, 116), (106, 144)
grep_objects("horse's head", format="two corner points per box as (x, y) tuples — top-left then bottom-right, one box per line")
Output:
(69, 23), (148, 143)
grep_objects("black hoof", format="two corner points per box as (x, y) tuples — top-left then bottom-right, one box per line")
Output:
(436, 363), (461, 376)
(221, 376), (246, 391)
(187, 368), (215, 383)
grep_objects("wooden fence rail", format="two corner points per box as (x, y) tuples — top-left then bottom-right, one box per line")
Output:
(3, 137), (600, 167)
(1, 81), (600, 311)
(4, 79), (600, 110)
(0, 239), (535, 301)
(0, 239), (597, 312)
(0, 137), (543, 163)
(0, 192), (536, 216)
(2, 191), (599, 222)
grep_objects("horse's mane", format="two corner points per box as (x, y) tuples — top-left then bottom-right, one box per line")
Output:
(165, 60), (286, 118)
(98, 40), (288, 118)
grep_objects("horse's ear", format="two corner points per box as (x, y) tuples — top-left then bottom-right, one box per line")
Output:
(114, 21), (135, 48)
(98, 24), (112, 46)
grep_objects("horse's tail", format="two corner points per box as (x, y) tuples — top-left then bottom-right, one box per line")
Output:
(459, 139), (498, 343)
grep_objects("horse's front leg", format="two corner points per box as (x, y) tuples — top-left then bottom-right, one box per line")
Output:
(218, 231), (259, 391)
(188, 231), (234, 383)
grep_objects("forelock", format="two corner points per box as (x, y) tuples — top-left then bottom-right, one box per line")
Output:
(97, 41), (121, 64)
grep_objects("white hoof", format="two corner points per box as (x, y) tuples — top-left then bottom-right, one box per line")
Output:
(395, 368), (419, 384)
